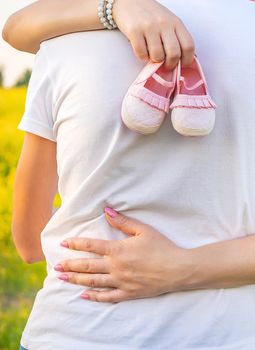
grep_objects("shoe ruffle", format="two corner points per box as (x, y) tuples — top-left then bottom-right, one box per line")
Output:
(130, 86), (170, 113)
(170, 94), (217, 109)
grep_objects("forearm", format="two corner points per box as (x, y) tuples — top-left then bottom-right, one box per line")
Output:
(2, 0), (104, 54)
(12, 134), (58, 264)
(12, 207), (58, 264)
(183, 235), (255, 290)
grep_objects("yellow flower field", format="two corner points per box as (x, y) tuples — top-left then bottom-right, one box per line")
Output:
(0, 88), (46, 350)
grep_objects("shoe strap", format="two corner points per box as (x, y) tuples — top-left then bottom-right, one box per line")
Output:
(180, 76), (204, 91)
(152, 73), (175, 88)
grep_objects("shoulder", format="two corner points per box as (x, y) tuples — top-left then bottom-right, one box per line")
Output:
(37, 32), (104, 73)
(39, 31), (111, 58)
(38, 30), (130, 64)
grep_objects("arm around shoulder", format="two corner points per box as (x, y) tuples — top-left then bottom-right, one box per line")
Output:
(2, 0), (104, 54)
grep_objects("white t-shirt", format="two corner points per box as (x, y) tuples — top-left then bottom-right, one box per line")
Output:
(18, 0), (255, 349)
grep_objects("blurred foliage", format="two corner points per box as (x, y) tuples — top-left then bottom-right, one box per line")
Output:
(0, 67), (4, 88)
(0, 88), (60, 350)
(14, 70), (31, 88)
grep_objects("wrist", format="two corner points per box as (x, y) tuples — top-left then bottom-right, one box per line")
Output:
(166, 247), (201, 292)
(111, 0), (118, 19)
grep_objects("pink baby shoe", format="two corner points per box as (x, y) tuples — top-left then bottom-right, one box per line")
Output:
(170, 56), (216, 136)
(121, 61), (177, 134)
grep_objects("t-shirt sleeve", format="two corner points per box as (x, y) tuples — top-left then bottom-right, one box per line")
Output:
(18, 47), (56, 142)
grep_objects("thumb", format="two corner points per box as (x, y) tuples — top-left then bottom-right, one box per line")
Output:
(104, 207), (143, 236)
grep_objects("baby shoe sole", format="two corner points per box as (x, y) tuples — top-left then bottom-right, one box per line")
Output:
(172, 123), (215, 136)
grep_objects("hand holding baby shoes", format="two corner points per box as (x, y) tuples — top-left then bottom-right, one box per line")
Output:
(121, 55), (216, 136)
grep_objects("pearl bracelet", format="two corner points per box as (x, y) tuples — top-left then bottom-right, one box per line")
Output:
(98, 0), (112, 29)
(105, 0), (118, 29)
(98, 0), (117, 30)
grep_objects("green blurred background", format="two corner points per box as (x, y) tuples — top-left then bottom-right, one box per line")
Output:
(0, 87), (57, 350)
(0, 2), (56, 349)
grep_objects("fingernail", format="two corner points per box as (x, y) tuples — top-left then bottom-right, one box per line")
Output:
(60, 241), (69, 248)
(80, 294), (90, 300)
(58, 274), (69, 281)
(54, 264), (64, 272)
(104, 207), (118, 218)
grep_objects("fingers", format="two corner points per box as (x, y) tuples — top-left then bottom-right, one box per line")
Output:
(175, 20), (195, 67)
(61, 237), (114, 256)
(144, 30), (165, 63)
(128, 15), (195, 70)
(104, 208), (146, 236)
(57, 272), (117, 288)
(130, 32), (149, 62)
(81, 289), (131, 303)
(160, 30), (181, 70)
(55, 258), (110, 274)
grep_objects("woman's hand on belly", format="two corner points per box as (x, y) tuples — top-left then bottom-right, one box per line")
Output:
(54, 208), (192, 303)
(113, 0), (195, 69)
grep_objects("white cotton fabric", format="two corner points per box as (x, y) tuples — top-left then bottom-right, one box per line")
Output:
(18, 0), (255, 349)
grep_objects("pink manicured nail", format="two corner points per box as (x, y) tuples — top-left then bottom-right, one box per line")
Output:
(60, 241), (69, 248)
(54, 264), (64, 272)
(80, 294), (90, 300)
(104, 207), (118, 218)
(58, 274), (69, 281)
